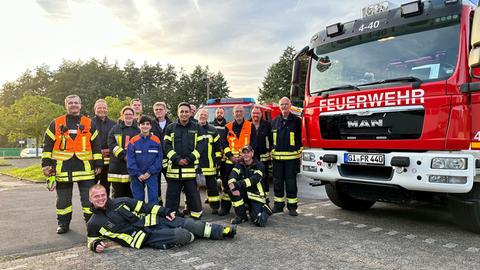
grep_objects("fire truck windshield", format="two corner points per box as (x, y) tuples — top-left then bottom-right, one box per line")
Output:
(309, 19), (460, 95)
(203, 106), (252, 123)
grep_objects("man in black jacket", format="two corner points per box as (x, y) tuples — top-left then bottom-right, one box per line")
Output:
(91, 99), (116, 196)
(87, 184), (236, 253)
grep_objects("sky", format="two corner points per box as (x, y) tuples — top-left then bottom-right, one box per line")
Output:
(0, 0), (403, 99)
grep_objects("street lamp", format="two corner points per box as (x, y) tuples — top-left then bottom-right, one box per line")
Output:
(202, 74), (212, 101)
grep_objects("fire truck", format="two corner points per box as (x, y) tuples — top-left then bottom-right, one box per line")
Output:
(291, 0), (480, 232)
(201, 98), (275, 122)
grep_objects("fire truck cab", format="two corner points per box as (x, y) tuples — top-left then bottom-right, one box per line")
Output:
(199, 98), (274, 122)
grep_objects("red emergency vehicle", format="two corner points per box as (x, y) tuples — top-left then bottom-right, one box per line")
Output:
(201, 98), (274, 122)
(291, 0), (480, 232)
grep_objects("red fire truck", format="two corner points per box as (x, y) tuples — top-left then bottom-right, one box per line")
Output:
(291, 0), (480, 232)
(201, 98), (275, 122)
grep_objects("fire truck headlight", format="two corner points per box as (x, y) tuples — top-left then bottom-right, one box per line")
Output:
(429, 175), (467, 184)
(431, 158), (467, 170)
(302, 152), (316, 162)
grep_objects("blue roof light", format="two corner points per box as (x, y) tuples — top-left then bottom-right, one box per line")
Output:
(206, 98), (256, 105)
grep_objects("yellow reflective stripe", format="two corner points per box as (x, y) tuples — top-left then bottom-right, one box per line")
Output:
(82, 136), (87, 152)
(204, 223), (212, 238)
(150, 205), (160, 225)
(164, 135), (172, 141)
(99, 227), (134, 246)
(166, 173), (180, 178)
(134, 201), (143, 213)
(72, 175), (95, 181)
(131, 231), (146, 249)
(207, 138), (213, 168)
(190, 211), (202, 218)
(42, 151), (52, 158)
(257, 182), (265, 197)
(55, 160), (63, 176)
(182, 173), (197, 178)
(56, 205), (73, 215)
(274, 196), (285, 202)
(273, 131), (277, 146)
(182, 168), (196, 172)
(87, 236), (101, 249)
(117, 135), (122, 149)
(103, 157), (110, 165)
(93, 153), (102, 160)
(45, 129), (55, 140)
(82, 207), (92, 215)
(254, 170), (263, 177)
(247, 192), (266, 203)
(287, 197), (299, 204)
(208, 195), (220, 202)
(72, 170), (94, 176)
(244, 178), (252, 188)
(108, 173), (130, 183)
(167, 150), (176, 159)
(192, 150), (200, 159)
(232, 168), (241, 174)
(215, 151), (222, 158)
(214, 134), (220, 142)
(91, 130), (98, 141)
(84, 160), (92, 172)
(52, 151), (74, 160)
(221, 193), (231, 201)
(75, 152), (93, 160)
(197, 135), (204, 141)
(290, 132), (295, 146)
(194, 132), (198, 149)
(113, 146), (123, 157)
(232, 199), (244, 207)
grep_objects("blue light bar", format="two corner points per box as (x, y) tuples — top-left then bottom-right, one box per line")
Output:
(206, 98), (256, 105)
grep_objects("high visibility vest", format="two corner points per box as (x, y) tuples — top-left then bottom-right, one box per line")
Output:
(52, 115), (93, 161)
(225, 120), (252, 157)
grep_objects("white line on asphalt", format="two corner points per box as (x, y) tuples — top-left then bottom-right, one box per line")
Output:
(443, 243), (458, 249)
(182, 257), (201, 263)
(404, 234), (416, 240)
(171, 251), (190, 257)
(308, 206), (317, 209)
(304, 213), (313, 217)
(340, 221), (352, 225)
(4, 264), (27, 270)
(423, 238), (436, 244)
(194, 262), (216, 269)
(369, 227), (383, 232)
(55, 254), (79, 261)
(327, 218), (339, 222)
(466, 247), (480, 253)
(355, 224), (367, 228)
(315, 215), (325, 219)
(386, 230), (399, 236)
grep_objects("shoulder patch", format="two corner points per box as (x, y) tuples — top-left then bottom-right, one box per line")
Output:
(150, 135), (161, 144)
(130, 135), (141, 144)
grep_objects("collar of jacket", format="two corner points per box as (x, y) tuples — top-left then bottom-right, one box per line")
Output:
(90, 198), (113, 214)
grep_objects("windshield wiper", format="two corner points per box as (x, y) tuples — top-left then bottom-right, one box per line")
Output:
(311, 84), (359, 98)
(357, 76), (422, 89)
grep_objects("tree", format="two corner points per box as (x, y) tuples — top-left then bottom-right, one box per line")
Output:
(104, 96), (132, 120)
(258, 46), (307, 104)
(0, 94), (64, 152)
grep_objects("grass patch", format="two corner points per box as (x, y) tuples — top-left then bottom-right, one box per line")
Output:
(0, 164), (44, 182)
(0, 158), (11, 166)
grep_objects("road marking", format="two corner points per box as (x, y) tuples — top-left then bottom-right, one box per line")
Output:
(194, 262), (215, 269)
(386, 230), (399, 236)
(327, 218), (339, 222)
(423, 238), (436, 244)
(303, 213), (313, 217)
(466, 247), (479, 253)
(171, 251), (190, 257)
(308, 206), (317, 209)
(55, 254), (78, 261)
(340, 221), (352, 225)
(4, 265), (27, 270)
(315, 215), (325, 219)
(404, 234), (416, 240)
(322, 203), (331, 207)
(355, 224), (367, 228)
(182, 257), (201, 263)
(443, 243), (458, 249)
(369, 227), (383, 232)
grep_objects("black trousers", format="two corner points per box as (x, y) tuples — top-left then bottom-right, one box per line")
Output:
(220, 163), (234, 212)
(165, 178), (202, 218)
(261, 160), (271, 195)
(205, 175), (220, 210)
(272, 159), (299, 210)
(157, 167), (168, 205)
(231, 188), (264, 220)
(56, 180), (95, 225)
(95, 165), (110, 197)
(111, 182), (132, 199)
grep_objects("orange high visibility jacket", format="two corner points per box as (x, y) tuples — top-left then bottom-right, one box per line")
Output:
(224, 120), (252, 163)
(52, 115), (94, 161)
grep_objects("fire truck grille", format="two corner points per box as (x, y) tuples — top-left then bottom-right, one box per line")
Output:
(319, 108), (424, 140)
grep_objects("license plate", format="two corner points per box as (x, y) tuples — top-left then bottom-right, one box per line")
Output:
(344, 153), (385, 165)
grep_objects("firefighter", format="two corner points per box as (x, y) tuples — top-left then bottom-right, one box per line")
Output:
(130, 98), (143, 121)
(250, 105), (273, 204)
(91, 99), (116, 197)
(107, 106), (139, 198)
(151, 101), (172, 205)
(87, 184), (236, 253)
(41, 94), (103, 234)
(197, 108), (222, 214)
(164, 102), (203, 219)
(228, 145), (272, 226)
(218, 105), (255, 216)
(271, 97), (302, 216)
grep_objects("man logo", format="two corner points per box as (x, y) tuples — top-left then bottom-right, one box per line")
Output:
(347, 119), (383, 128)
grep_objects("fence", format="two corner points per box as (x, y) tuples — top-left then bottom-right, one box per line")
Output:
(0, 148), (21, 157)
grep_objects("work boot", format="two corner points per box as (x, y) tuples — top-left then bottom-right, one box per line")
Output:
(56, 224), (69, 234)
(211, 209), (219, 215)
(223, 224), (237, 239)
(204, 198), (209, 204)
(217, 208), (229, 216)
(231, 216), (248, 225)
(272, 206), (284, 214)
(182, 208), (191, 217)
(288, 209), (298, 216)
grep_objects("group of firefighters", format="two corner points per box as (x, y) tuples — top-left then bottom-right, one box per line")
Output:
(41, 94), (302, 251)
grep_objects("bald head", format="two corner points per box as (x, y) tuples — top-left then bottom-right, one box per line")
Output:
(233, 105), (245, 123)
(198, 108), (209, 125)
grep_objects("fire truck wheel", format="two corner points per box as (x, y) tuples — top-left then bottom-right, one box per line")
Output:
(448, 183), (480, 233)
(325, 183), (375, 211)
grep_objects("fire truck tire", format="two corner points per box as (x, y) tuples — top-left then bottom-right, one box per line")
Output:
(325, 183), (375, 211)
(448, 183), (480, 233)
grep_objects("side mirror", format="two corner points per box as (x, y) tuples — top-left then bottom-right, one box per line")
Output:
(290, 59), (301, 99)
